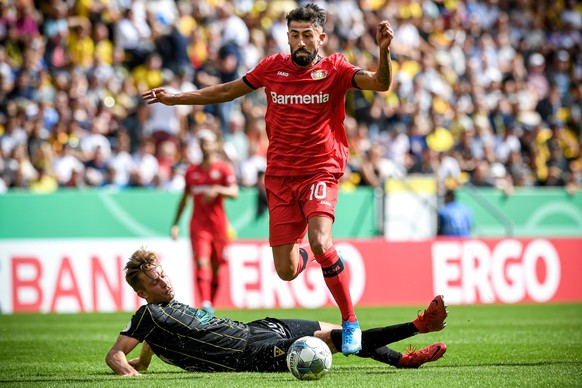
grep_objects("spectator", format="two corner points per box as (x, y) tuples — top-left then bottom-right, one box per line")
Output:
(409, 147), (438, 175)
(108, 131), (134, 188)
(564, 160), (581, 195)
(156, 24), (190, 75)
(360, 142), (405, 187)
(92, 21), (114, 66)
(131, 52), (164, 91)
(436, 150), (463, 190)
(0, 115), (27, 159)
(53, 142), (85, 187)
(13, 2), (40, 42)
(0, 0), (580, 196)
(216, 1), (249, 50)
(142, 70), (185, 151)
(238, 140), (266, 188)
(156, 139), (178, 183)
(29, 164), (58, 193)
(163, 163), (186, 192)
(495, 121), (521, 165)
(79, 117), (112, 164)
(67, 16), (94, 70)
(131, 138), (159, 188)
(84, 145), (109, 186)
(223, 109), (249, 175)
(470, 160), (495, 188)
(378, 123), (410, 170)
(121, 102), (148, 155)
(527, 53), (549, 102)
(5, 143), (37, 188)
(114, 7), (152, 69)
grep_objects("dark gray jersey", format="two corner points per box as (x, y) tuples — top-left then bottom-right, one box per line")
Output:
(121, 300), (250, 372)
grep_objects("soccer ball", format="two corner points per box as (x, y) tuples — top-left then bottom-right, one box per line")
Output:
(286, 336), (332, 380)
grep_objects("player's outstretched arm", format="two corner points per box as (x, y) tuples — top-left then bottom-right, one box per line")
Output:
(141, 78), (254, 106)
(353, 20), (394, 91)
(105, 335), (143, 376)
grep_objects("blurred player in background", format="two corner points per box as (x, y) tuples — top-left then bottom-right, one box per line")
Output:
(106, 247), (448, 375)
(142, 3), (394, 354)
(437, 189), (474, 237)
(171, 129), (239, 315)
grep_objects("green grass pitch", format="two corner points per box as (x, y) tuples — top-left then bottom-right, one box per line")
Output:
(1, 303), (581, 387)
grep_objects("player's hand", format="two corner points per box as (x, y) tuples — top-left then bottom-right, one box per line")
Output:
(376, 20), (393, 50)
(171, 225), (179, 240)
(142, 88), (178, 105)
(128, 357), (149, 371)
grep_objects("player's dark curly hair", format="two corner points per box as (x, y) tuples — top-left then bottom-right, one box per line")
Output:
(125, 247), (159, 292)
(286, 3), (326, 30)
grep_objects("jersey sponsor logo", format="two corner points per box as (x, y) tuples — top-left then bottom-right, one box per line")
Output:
(319, 200), (332, 207)
(310, 69), (328, 80)
(270, 91), (329, 105)
(191, 185), (211, 194)
(277, 71), (289, 77)
(189, 172), (201, 180)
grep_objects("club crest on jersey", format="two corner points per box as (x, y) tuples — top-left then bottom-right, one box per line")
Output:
(210, 170), (222, 180)
(311, 70), (328, 80)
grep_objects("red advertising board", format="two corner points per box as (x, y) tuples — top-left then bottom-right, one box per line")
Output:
(214, 238), (582, 309)
(1, 238), (581, 313)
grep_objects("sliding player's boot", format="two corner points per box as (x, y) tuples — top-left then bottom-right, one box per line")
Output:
(413, 295), (448, 333)
(397, 342), (447, 368)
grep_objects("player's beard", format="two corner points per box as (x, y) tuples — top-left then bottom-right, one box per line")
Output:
(292, 47), (317, 67)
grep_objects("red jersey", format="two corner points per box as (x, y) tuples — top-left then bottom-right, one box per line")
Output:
(243, 52), (360, 177)
(184, 160), (236, 237)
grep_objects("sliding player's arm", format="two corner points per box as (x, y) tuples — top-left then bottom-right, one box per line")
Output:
(106, 335), (149, 376)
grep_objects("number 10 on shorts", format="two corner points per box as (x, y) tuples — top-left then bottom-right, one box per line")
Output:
(309, 182), (327, 200)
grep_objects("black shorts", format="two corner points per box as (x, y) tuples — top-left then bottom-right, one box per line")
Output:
(240, 318), (321, 372)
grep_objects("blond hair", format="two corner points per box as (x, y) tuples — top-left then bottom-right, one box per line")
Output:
(125, 247), (159, 292)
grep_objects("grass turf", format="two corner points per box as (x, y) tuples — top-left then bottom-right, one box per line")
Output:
(1, 303), (581, 387)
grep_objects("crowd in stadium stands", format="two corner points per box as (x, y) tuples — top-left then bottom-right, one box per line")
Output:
(0, 0), (580, 196)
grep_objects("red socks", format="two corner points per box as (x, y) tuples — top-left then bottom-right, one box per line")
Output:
(195, 265), (212, 305)
(210, 277), (219, 303)
(294, 246), (311, 278)
(314, 246), (356, 322)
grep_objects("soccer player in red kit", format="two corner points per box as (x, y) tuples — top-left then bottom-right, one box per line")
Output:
(170, 129), (239, 316)
(142, 4), (394, 355)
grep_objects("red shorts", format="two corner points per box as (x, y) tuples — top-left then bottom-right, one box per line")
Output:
(190, 230), (228, 265)
(265, 173), (340, 246)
